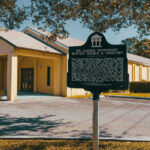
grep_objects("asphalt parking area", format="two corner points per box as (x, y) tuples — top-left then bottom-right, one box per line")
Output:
(0, 95), (150, 140)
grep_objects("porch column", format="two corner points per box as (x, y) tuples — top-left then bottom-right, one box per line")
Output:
(61, 55), (67, 96)
(139, 65), (142, 81)
(34, 58), (37, 92)
(53, 59), (61, 95)
(132, 64), (135, 81)
(7, 54), (18, 101)
(147, 67), (149, 81)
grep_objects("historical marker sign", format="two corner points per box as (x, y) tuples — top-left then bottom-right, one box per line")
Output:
(67, 32), (129, 150)
(67, 32), (129, 92)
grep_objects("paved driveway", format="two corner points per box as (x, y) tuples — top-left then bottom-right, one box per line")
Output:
(0, 95), (150, 140)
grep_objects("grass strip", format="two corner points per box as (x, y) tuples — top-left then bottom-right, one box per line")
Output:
(68, 93), (150, 99)
(103, 93), (150, 98)
(0, 140), (150, 150)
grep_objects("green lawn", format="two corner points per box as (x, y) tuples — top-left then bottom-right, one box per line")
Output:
(0, 140), (150, 150)
(68, 92), (150, 99)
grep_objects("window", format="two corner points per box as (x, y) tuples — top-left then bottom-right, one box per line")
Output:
(47, 66), (50, 86)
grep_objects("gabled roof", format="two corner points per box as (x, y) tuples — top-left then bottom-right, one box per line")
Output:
(23, 27), (85, 49)
(0, 29), (64, 55)
(1, 27), (150, 66)
(128, 53), (150, 66)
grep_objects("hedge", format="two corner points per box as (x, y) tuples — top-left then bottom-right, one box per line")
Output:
(130, 82), (150, 93)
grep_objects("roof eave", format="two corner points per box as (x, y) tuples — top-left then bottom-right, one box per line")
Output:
(23, 27), (69, 50)
(15, 46), (63, 55)
(0, 36), (17, 48)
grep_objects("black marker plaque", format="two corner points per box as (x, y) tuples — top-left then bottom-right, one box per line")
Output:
(67, 32), (129, 92)
(67, 32), (129, 150)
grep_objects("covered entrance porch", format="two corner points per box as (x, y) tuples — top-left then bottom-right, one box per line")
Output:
(0, 46), (67, 102)
(0, 50), (67, 101)
(0, 51), (67, 101)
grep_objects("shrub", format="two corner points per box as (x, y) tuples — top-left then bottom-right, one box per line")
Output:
(129, 82), (150, 93)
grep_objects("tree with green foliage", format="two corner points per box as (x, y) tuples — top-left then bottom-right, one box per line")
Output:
(1, 0), (150, 40)
(122, 37), (139, 54)
(122, 38), (150, 58)
(135, 39), (150, 57)
(30, 0), (150, 40)
(0, 0), (28, 29)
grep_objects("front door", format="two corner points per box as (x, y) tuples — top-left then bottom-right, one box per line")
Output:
(21, 68), (34, 91)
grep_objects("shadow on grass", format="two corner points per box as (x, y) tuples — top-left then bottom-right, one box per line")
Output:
(0, 114), (67, 136)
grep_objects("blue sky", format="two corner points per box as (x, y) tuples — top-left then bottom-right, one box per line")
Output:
(17, 0), (142, 44)
(65, 21), (139, 44)
(19, 19), (139, 44)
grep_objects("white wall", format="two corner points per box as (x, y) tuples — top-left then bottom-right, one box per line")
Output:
(135, 65), (139, 81)
(128, 64), (132, 81)
(67, 87), (90, 97)
(142, 66), (147, 81)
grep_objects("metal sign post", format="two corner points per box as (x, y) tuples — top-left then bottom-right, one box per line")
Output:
(92, 91), (100, 150)
(67, 32), (129, 150)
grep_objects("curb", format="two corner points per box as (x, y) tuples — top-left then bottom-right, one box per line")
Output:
(0, 136), (150, 142)
(105, 95), (150, 100)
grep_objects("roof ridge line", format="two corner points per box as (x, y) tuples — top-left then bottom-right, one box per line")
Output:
(128, 53), (150, 60)
(26, 33), (66, 55)
(23, 27), (69, 50)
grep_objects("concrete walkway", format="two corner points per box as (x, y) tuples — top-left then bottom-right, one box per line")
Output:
(0, 95), (150, 141)
(2, 91), (53, 100)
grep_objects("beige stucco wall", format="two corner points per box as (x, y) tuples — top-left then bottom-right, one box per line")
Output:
(37, 58), (54, 94)
(18, 56), (35, 91)
(0, 39), (14, 54)
(18, 56), (56, 95)
(15, 50), (67, 97)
